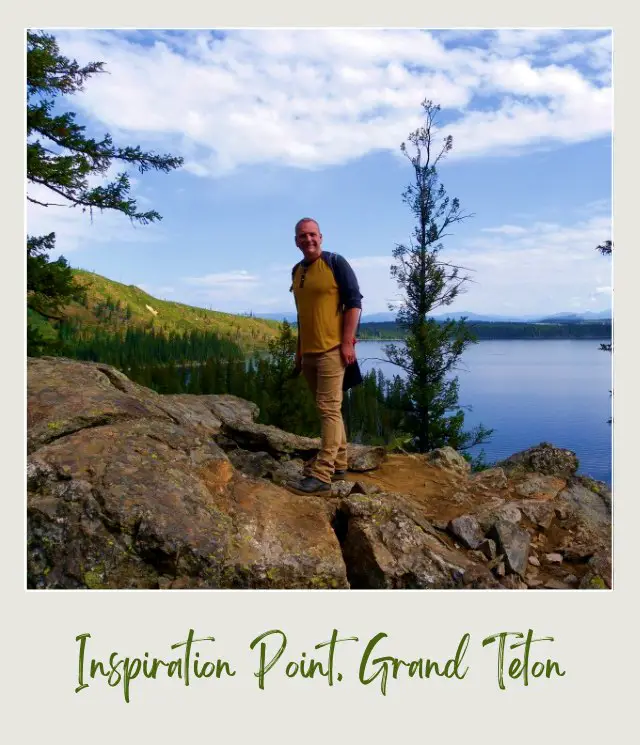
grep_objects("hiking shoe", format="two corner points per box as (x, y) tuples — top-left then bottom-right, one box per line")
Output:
(332, 470), (348, 481)
(287, 476), (332, 496)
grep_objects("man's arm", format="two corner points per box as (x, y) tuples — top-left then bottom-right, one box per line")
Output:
(341, 307), (360, 365)
(332, 254), (363, 366)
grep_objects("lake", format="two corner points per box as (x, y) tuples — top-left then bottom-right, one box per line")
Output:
(356, 339), (612, 484)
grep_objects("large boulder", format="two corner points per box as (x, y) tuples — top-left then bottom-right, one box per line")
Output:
(27, 356), (212, 453)
(426, 447), (471, 473)
(558, 482), (611, 526)
(347, 444), (387, 472)
(172, 391), (386, 470)
(27, 418), (348, 589)
(27, 357), (611, 591)
(488, 519), (531, 577)
(571, 475), (612, 513)
(497, 442), (579, 479)
(469, 467), (508, 491)
(448, 514), (485, 550)
(514, 474), (567, 501)
(511, 500), (556, 530)
(338, 494), (499, 589)
(27, 359), (348, 589)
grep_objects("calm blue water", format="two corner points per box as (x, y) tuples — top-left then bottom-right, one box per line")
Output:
(357, 339), (612, 484)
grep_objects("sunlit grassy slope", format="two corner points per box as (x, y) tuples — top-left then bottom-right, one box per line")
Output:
(67, 269), (282, 349)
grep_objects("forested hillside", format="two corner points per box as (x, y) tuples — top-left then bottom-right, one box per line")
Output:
(68, 270), (280, 345)
(358, 320), (612, 341)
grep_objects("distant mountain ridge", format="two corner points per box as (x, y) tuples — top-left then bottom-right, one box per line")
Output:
(252, 309), (612, 323)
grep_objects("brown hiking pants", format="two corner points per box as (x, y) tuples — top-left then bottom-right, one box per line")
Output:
(302, 346), (348, 483)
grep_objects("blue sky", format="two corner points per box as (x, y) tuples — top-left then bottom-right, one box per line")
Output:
(27, 28), (612, 317)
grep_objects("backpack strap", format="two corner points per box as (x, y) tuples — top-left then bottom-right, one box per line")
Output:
(290, 261), (303, 292)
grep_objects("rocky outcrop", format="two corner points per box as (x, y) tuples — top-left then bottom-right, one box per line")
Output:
(426, 447), (471, 473)
(337, 494), (500, 589)
(488, 520), (530, 577)
(27, 357), (612, 590)
(497, 442), (579, 479)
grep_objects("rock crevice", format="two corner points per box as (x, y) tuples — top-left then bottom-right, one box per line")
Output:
(27, 357), (612, 590)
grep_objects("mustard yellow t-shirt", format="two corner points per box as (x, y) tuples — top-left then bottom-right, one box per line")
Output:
(292, 258), (342, 354)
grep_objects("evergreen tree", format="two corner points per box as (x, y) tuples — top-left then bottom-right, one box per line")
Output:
(262, 321), (317, 433)
(596, 240), (613, 424)
(385, 100), (493, 452)
(596, 240), (613, 352)
(27, 31), (183, 353)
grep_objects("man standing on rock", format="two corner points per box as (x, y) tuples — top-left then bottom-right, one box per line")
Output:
(288, 217), (363, 496)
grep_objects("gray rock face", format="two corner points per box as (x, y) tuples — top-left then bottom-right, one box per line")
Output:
(347, 444), (387, 472)
(469, 467), (508, 491)
(559, 483), (611, 526)
(227, 449), (280, 479)
(475, 502), (522, 533)
(350, 481), (383, 496)
(27, 359), (348, 590)
(579, 554), (612, 589)
(206, 394), (260, 424)
(179, 392), (387, 471)
(497, 442), (579, 479)
(513, 500), (556, 530)
(515, 474), (566, 501)
(339, 495), (499, 589)
(571, 475), (612, 513)
(331, 480), (356, 498)
(28, 357), (196, 453)
(270, 458), (305, 486)
(426, 447), (471, 473)
(478, 539), (497, 560)
(27, 420), (350, 590)
(448, 515), (485, 550)
(27, 358), (612, 591)
(488, 519), (531, 577)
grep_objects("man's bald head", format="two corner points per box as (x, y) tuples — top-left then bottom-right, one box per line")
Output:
(295, 217), (320, 235)
(294, 218), (323, 262)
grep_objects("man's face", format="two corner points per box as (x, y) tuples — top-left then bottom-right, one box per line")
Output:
(295, 221), (323, 262)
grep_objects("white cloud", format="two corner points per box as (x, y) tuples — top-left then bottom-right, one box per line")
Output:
(27, 191), (163, 256)
(548, 33), (612, 76)
(340, 213), (612, 315)
(50, 29), (611, 176)
(152, 210), (611, 316)
(184, 270), (260, 287)
(348, 256), (393, 269)
(481, 225), (527, 235)
(27, 172), (164, 256)
(493, 29), (566, 56)
(180, 270), (262, 306)
(134, 283), (174, 298)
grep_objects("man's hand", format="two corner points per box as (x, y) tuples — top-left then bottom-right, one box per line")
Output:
(340, 339), (356, 366)
(341, 308), (360, 366)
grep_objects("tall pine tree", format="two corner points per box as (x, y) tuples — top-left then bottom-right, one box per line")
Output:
(27, 30), (183, 354)
(386, 100), (492, 453)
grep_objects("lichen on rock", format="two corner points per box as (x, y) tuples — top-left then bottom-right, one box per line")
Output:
(26, 357), (612, 590)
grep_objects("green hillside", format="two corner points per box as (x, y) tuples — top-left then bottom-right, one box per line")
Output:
(358, 320), (612, 341)
(64, 269), (281, 349)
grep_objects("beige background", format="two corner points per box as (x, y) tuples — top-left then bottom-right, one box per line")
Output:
(5, 2), (636, 742)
